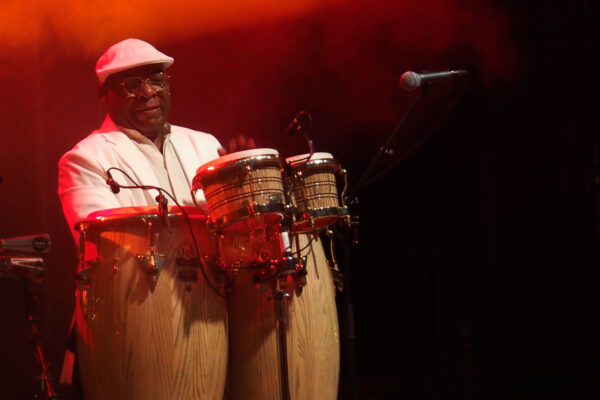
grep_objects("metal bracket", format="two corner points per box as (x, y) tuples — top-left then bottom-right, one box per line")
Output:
(77, 257), (98, 290)
(137, 252), (165, 290)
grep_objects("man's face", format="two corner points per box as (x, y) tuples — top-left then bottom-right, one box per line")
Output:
(103, 64), (171, 140)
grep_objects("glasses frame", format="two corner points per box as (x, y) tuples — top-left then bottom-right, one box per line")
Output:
(119, 72), (170, 97)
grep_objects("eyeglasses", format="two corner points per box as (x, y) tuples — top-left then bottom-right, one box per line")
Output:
(120, 72), (170, 97)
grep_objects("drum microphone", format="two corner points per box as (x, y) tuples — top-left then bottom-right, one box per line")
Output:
(284, 111), (312, 136)
(106, 170), (121, 194)
(399, 69), (468, 91)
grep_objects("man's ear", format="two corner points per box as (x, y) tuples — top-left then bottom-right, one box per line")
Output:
(97, 82), (108, 101)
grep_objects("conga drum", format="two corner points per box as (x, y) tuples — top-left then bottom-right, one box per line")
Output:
(193, 149), (286, 233)
(74, 206), (228, 399)
(223, 230), (340, 399)
(285, 153), (349, 232)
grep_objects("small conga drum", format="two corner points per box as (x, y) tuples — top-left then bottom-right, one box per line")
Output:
(74, 206), (228, 400)
(223, 231), (340, 399)
(193, 149), (286, 233)
(285, 152), (349, 232)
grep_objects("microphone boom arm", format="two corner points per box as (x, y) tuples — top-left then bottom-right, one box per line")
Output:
(347, 85), (428, 201)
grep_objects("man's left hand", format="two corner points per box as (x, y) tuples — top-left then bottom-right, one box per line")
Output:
(218, 135), (256, 156)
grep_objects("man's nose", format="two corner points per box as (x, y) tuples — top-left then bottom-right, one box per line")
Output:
(138, 79), (159, 98)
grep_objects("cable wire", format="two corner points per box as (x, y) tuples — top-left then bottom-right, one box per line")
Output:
(105, 167), (226, 298)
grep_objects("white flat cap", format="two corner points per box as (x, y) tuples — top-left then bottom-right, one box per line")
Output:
(95, 38), (174, 83)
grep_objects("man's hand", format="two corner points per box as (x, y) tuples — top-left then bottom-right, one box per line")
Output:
(218, 135), (256, 156)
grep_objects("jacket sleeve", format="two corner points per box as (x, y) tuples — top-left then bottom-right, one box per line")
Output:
(57, 147), (121, 237)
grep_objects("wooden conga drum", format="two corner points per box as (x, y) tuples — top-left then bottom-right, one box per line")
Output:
(74, 206), (228, 399)
(222, 231), (340, 399)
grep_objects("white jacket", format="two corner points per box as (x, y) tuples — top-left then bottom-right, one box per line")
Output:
(58, 115), (221, 238)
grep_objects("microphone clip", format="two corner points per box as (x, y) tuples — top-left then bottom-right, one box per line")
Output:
(106, 170), (121, 194)
(285, 110), (315, 156)
(285, 111), (312, 137)
(156, 193), (171, 231)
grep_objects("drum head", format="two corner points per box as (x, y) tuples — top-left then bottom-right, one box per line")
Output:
(196, 148), (280, 177)
(85, 205), (205, 220)
(77, 206), (206, 230)
(286, 152), (333, 167)
(193, 148), (285, 233)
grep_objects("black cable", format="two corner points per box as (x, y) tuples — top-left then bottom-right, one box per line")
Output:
(105, 167), (226, 299)
(294, 232), (317, 256)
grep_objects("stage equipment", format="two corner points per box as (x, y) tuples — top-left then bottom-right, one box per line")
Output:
(399, 69), (468, 91)
(284, 152), (349, 232)
(193, 148), (287, 233)
(191, 141), (349, 399)
(1, 233), (55, 399)
(87, 121), (347, 399)
(73, 206), (228, 399)
(336, 67), (471, 397)
(0, 233), (50, 255)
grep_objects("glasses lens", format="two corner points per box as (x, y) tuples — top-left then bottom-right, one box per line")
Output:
(149, 73), (168, 88)
(121, 73), (169, 95)
(122, 77), (143, 95)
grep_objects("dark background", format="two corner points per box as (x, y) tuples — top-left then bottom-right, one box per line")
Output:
(1, 1), (599, 398)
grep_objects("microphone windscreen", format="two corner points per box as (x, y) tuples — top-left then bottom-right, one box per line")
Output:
(399, 71), (420, 91)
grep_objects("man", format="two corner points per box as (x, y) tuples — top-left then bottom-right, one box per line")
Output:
(58, 38), (245, 237)
(57, 38), (240, 391)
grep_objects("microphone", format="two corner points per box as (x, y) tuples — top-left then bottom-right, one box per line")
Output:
(106, 170), (120, 194)
(284, 111), (312, 136)
(155, 193), (172, 231)
(399, 70), (468, 91)
(0, 234), (51, 255)
(0, 257), (45, 282)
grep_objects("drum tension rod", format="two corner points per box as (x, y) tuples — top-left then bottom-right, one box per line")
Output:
(136, 219), (166, 291)
(77, 258), (98, 290)
(325, 228), (344, 292)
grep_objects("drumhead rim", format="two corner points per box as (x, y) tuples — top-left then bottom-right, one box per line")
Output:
(196, 148), (280, 175)
(286, 152), (334, 165)
(77, 205), (206, 228)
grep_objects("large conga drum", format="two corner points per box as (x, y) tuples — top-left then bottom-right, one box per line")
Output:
(74, 206), (228, 400)
(193, 149), (286, 233)
(222, 230), (340, 399)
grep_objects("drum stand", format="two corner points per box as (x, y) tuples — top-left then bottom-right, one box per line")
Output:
(272, 283), (291, 400)
(271, 227), (304, 400)
(235, 223), (307, 400)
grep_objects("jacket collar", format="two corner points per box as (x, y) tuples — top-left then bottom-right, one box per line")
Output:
(97, 114), (161, 189)
(168, 131), (200, 190)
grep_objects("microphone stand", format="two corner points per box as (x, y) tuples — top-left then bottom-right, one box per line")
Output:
(339, 77), (469, 397)
(349, 86), (429, 199)
(22, 279), (57, 399)
(337, 85), (431, 398)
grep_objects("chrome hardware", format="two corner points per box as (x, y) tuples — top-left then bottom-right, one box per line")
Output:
(137, 252), (165, 290)
(78, 257), (98, 290)
(325, 228), (344, 292)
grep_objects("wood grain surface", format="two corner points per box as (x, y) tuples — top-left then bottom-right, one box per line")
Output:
(75, 213), (228, 399)
(226, 232), (340, 399)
